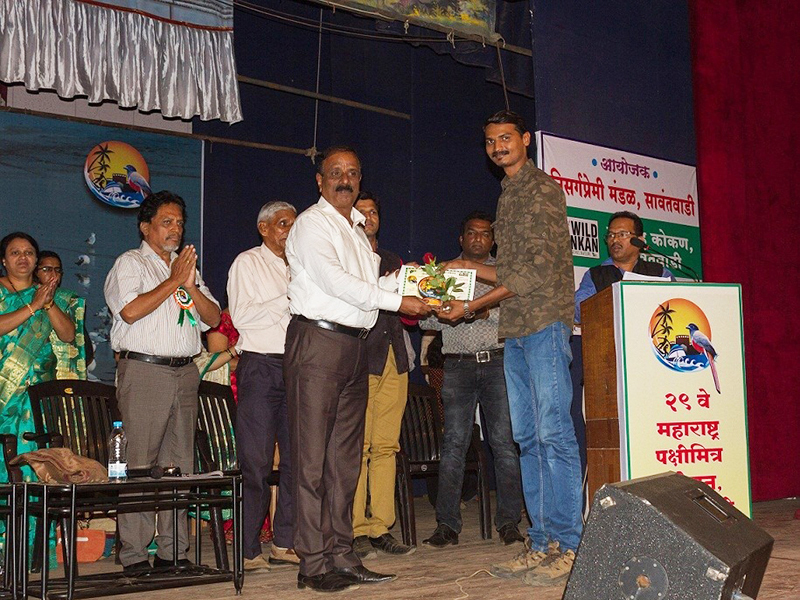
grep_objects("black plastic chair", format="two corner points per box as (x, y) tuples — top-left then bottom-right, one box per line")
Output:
(20, 379), (118, 573)
(25, 380), (118, 463)
(195, 381), (279, 570)
(0, 455), (20, 597)
(196, 381), (238, 475)
(394, 383), (492, 546)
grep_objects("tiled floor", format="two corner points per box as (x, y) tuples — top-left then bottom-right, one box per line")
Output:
(48, 494), (800, 599)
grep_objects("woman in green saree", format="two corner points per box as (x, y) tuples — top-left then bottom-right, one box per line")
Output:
(36, 251), (89, 380)
(0, 232), (81, 482)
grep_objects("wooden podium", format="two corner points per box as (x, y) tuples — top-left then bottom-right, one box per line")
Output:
(580, 285), (620, 499)
(579, 281), (751, 514)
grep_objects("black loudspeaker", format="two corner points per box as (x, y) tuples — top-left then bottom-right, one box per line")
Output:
(563, 472), (773, 600)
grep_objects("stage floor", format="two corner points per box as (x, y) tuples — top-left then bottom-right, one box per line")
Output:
(73, 494), (799, 599)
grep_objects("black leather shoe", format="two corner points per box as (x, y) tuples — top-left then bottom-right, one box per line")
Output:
(370, 533), (416, 556)
(422, 524), (458, 548)
(353, 535), (378, 560)
(297, 571), (359, 592)
(153, 556), (193, 569)
(122, 560), (151, 575)
(498, 523), (525, 545)
(333, 565), (396, 584)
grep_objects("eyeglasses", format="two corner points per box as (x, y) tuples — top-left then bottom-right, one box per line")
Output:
(604, 231), (636, 241)
(37, 266), (63, 274)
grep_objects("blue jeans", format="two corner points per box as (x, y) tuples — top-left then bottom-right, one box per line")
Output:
(435, 354), (522, 533)
(504, 321), (583, 552)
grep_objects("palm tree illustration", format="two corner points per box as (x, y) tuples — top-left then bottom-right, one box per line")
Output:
(87, 144), (114, 188)
(651, 301), (676, 356)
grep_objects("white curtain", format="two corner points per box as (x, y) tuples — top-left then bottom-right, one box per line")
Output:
(0, 0), (243, 123)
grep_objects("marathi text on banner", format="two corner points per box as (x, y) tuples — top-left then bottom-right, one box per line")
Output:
(537, 133), (702, 278)
(615, 283), (750, 515)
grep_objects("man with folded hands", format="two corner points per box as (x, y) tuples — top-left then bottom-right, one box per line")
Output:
(104, 191), (220, 574)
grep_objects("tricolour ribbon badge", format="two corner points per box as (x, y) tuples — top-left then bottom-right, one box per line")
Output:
(174, 286), (197, 327)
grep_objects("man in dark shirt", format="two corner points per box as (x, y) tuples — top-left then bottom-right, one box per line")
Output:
(351, 191), (415, 559)
(571, 210), (674, 478)
(440, 111), (581, 588)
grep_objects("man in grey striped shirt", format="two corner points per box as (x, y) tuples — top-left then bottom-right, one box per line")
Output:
(104, 191), (220, 574)
(420, 210), (523, 549)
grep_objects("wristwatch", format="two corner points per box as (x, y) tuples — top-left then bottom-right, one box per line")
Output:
(463, 301), (476, 320)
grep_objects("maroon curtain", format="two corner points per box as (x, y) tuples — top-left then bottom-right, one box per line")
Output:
(690, 1), (800, 501)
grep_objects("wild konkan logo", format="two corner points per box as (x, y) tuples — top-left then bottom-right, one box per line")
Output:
(569, 216), (600, 259)
(649, 298), (721, 393)
(84, 141), (152, 208)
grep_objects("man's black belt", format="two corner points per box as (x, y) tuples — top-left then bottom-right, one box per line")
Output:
(446, 348), (505, 363)
(295, 315), (370, 339)
(241, 350), (284, 359)
(119, 351), (193, 368)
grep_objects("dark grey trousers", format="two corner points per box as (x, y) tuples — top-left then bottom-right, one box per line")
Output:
(283, 317), (368, 577)
(116, 358), (199, 566)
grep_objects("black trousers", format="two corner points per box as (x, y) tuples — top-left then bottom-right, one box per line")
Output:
(236, 351), (294, 558)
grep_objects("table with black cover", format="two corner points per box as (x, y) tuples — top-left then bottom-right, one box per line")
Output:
(19, 474), (242, 600)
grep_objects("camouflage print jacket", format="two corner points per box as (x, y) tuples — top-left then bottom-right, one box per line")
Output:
(494, 159), (573, 339)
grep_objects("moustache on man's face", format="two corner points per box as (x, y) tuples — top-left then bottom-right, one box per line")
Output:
(336, 184), (354, 193)
(492, 150), (509, 159)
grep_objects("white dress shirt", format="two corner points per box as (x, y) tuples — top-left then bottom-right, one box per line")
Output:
(286, 197), (402, 329)
(104, 241), (219, 356)
(227, 243), (290, 354)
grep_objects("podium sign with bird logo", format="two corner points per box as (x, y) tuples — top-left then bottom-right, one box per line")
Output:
(612, 282), (751, 516)
(649, 298), (721, 394)
(84, 141), (152, 208)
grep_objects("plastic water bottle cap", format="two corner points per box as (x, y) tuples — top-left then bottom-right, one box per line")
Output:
(113, 421), (122, 428)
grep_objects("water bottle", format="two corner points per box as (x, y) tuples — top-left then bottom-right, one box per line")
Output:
(108, 421), (128, 482)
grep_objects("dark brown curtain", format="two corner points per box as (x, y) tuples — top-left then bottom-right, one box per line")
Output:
(690, 1), (800, 501)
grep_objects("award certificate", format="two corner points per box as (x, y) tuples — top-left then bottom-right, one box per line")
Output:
(398, 265), (476, 305)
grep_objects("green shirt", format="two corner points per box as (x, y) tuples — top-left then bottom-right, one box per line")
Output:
(494, 159), (574, 338)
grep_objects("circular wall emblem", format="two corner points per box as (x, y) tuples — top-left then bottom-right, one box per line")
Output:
(649, 298), (712, 373)
(84, 141), (151, 208)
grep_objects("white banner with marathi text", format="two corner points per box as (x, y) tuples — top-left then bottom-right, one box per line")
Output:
(536, 133), (701, 283)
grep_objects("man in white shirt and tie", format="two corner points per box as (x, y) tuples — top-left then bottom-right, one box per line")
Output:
(284, 146), (432, 593)
(104, 191), (220, 574)
(227, 201), (298, 571)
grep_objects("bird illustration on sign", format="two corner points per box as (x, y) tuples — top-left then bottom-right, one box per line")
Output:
(84, 141), (152, 208)
(124, 164), (152, 197)
(649, 298), (721, 392)
(686, 323), (721, 393)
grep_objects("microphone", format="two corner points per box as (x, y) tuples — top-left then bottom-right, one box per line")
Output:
(630, 237), (701, 282)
